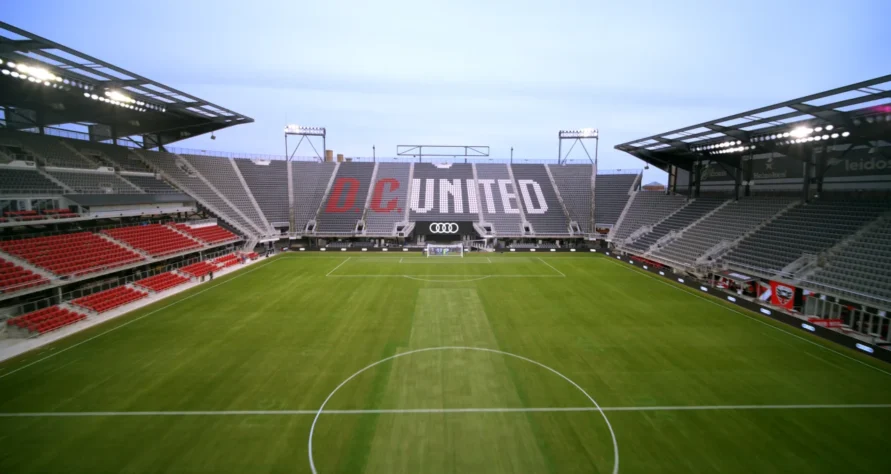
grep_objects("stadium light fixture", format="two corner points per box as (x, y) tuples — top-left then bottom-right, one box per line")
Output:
(842, 131), (851, 137)
(14, 63), (60, 82)
(285, 124), (325, 136)
(1, 69), (8, 76)
(559, 129), (599, 139)
(789, 126), (813, 138)
(825, 124), (834, 131)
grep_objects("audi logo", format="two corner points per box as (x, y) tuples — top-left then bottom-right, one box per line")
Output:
(428, 222), (459, 234)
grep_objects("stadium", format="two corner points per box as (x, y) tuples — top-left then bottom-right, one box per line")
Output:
(1, 17), (891, 474)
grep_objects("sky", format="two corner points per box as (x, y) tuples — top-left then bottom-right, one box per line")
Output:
(3, 0), (890, 183)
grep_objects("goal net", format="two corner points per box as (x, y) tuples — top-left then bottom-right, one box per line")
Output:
(426, 243), (464, 258)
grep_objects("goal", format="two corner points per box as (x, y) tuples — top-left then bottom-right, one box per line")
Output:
(426, 243), (464, 258)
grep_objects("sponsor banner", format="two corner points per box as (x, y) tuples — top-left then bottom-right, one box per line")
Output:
(594, 223), (613, 235)
(415, 221), (476, 236)
(770, 281), (796, 310)
(700, 162), (733, 182)
(750, 155), (803, 180)
(824, 146), (891, 177)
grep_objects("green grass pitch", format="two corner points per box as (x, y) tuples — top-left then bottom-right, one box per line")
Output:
(1, 253), (890, 473)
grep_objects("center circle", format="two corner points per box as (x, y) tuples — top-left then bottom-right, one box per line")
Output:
(307, 346), (619, 474)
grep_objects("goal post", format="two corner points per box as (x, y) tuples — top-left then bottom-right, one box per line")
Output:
(426, 243), (464, 258)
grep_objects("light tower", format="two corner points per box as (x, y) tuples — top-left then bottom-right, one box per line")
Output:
(284, 125), (326, 162)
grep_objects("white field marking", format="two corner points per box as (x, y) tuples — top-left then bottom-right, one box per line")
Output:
(324, 257), (352, 277)
(605, 258), (891, 378)
(537, 257), (566, 277)
(487, 256), (492, 263)
(401, 275), (493, 282)
(0, 259), (280, 381)
(307, 346), (620, 474)
(3, 404), (891, 418)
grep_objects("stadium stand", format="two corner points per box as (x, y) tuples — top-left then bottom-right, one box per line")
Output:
(213, 253), (240, 268)
(724, 199), (888, 275)
(46, 169), (139, 194)
(293, 161), (337, 232)
(0, 168), (64, 194)
(593, 173), (638, 227)
(5, 306), (86, 334)
(183, 154), (269, 234)
(475, 164), (524, 236)
(0, 232), (143, 277)
(548, 164), (594, 233)
(316, 162), (375, 233)
(652, 197), (797, 266)
(10, 132), (97, 169)
(180, 261), (217, 278)
(78, 143), (147, 172)
(234, 158), (290, 226)
(72, 286), (148, 313)
(141, 151), (254, 236)
(172, 223), (238, 244)
(0, 257), (48, 293)
(103, 224), (202, 256)
(410, 163), (475, 222)
(365, 162), (410, 235)
(509, 164), (569, 235)
(626, 197), (728, 253)
(135, 272), (190, 293)
(122, 174), (179, 193)
(808, 218), (891, 304)
(326, 241), (351, 248)
(612, 192), (687, 241)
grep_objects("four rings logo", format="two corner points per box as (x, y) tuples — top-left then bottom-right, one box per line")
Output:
(429, 222), (459, 234)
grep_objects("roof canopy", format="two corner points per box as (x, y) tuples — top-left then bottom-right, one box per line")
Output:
(616, 75), (891, 171)
(0, 22), (252, 148)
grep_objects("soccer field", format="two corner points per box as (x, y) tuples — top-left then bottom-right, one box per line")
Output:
(1, 253), (890, 473)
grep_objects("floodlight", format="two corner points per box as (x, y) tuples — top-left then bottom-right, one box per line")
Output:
(790, 126), (813, 138)
(831, 133), (839, 139)
(815, 127), (823, 133)
(782, 132), (790, 138)
(825, 124), (834, 131)
(822, 134), (829, 140)
(6, 61), (15, 68)
(1, 69), (8, 75)
(90, 94), (98, 100)
(105, 90), (135, 103)
(842, 131), (850, 137)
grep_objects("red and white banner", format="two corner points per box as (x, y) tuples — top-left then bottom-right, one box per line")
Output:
(769, 281), (796, 310)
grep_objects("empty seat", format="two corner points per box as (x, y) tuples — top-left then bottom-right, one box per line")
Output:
(135, 272), (190, 293)
(234, 158), (289, 226)
(365, 163), (411, 236)
(104, 224), (203, 256)
(5, 306), (86, 334)
(0, 232), (143, 277)
(509, 164), (570, 235)
(72, 286), (148, 313)
(316, 162), (375, 234)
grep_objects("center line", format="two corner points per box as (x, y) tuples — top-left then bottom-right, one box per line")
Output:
(1, 404), (889, 418)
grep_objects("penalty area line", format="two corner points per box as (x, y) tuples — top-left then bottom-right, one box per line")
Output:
(2, 404), (890, 417)
(325, 257), (352, 277)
